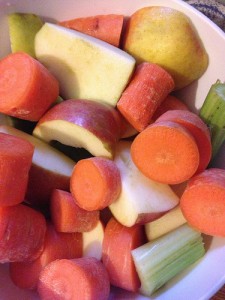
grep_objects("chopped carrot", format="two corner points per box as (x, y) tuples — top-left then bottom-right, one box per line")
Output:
(37, 257), (110, 300)
(0, 204), (46, 263)
(102, 217), (145, 292)
(58, 14), (124, 47)
(70, 157), (121, 211)
(180, 168), (225, 237)
(155, 109), (212, 173)
(117, 110), (138, 139)
(0, 52), (59, 121)
(117, 62), (175, 132)
(151, 95), (190, 121)
(131, 120), (200, 184)
(0, 132), (34, 206)
(9, 222), (82, 290)
(50, 189), (100, 232)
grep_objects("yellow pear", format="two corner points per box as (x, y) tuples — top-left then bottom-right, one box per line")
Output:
(123, 6), (208, 90)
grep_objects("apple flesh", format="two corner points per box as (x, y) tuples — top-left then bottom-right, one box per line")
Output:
(33, 99), (121, 159)
(0, 125), (75, 207)
(109, 141), (179, 227)
(35, 22), (135, 106)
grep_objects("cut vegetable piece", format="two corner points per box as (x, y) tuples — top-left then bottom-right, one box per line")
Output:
(117, 62), (175, 132)
(0, 204), (46, 263)
(0, 125), (75, 207)
(0, 52), (59, 121)
(199, 80), (225, 159)
(145, 205), (187, 241)
(9, 223), (82, 290)
(38, 257), (110, 300)
(0, 132), (34, 206)
(58, 14), (124, 47)
(155, 109), (212, 173)
(102, 217), (145, 292)
(132, 224), (205, 296)
(50, 189), (99, 232)
(109, 141), (179, 227)
(8, 13), (43, 57)
(131, 120), (200, 184)
(33, 99), (121, 159)
(35, 22), (135, 106)
(70, 157), (121, 211)
(180, 168), (225, 237)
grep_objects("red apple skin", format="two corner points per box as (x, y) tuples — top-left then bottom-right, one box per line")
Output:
(34, 99), (121, 154)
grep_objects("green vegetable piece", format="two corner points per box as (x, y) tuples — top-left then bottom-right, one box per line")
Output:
(131, 224), (205, 296)
(199, 80), (225, 159)
(8, 13), (43, 57)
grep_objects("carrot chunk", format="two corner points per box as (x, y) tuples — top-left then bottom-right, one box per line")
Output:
(58, 14), (124, 47)
(180, 168), (225, 237)
(70, 157), (121, 211)
(38, 257), (110, 300)
(117, 62), (175, 132)
(50, 189), (99, 232)
(0, 204), (46, 263)
(131, 120), (200, 184)
(102, 217), (145, 292)
(0, 132), (34, 206)
(155, 109), (212, 173)
(9, 223), (82, 290)
(0, 52), (59, 121)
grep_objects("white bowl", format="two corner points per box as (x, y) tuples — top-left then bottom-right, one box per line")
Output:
(0, 0), (225, 299)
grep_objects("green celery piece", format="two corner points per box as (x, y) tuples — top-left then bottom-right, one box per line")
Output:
(8, 13), (43, 58)
(131, 224), (205, 296)
(199, 80), (225, 159)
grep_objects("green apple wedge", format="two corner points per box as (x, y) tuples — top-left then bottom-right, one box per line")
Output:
(33, 99), (121, 159)
(34, 22), (135, 106)
(0, 125), (75, 207)
(109, 141), (179, 227)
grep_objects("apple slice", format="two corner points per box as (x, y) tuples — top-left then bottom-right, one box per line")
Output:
(83, 220), (105, 260)
(33, 99), (121, 159)
(35, 22), (135, 107)
(0, 125), (75, 207)
(109, 141), (179, 227)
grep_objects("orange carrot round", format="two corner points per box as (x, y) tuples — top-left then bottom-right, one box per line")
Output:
(102, 217), (145, 292)
(117, 62), (175, 132)
(59, 14), (124, 47)
(9, 223), (82, 290)
(180, 168), (225, 237)
(70, 157), (121, 211)
(0, 204), (46, 263)
(0, 132), (34, 206)
(0, 52), (59, 121)
(131, 120), (200, 184)
(155, 109), (212, 173)
(38, 257), (110, 300)
(50, 189), (99, 232)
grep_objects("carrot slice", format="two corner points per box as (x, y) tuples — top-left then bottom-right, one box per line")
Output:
(155, 109), (212, 173)
(151, 95), (190, 121)
(38, 257), (110, 300)
(117, 62), (175, 132)
(50, 189), (99, 232)
(0, 52), (59, 121)
(0, 204), (46, 263)
(70, 157), (121, 211)
(102, 217), (145, 292)
(180, 168), (225, 237)
(9, 223), (82, 290)
(131, 120), (200, 184)
(58, 14), (124, 47)
(0, 132), (34, 206)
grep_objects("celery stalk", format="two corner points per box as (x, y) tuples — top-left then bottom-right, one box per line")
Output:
(199, 80), (225, 159)
(131, 224), (205, 296)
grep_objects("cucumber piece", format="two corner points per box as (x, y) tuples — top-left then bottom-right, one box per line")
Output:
(199, 80), (225, 159)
